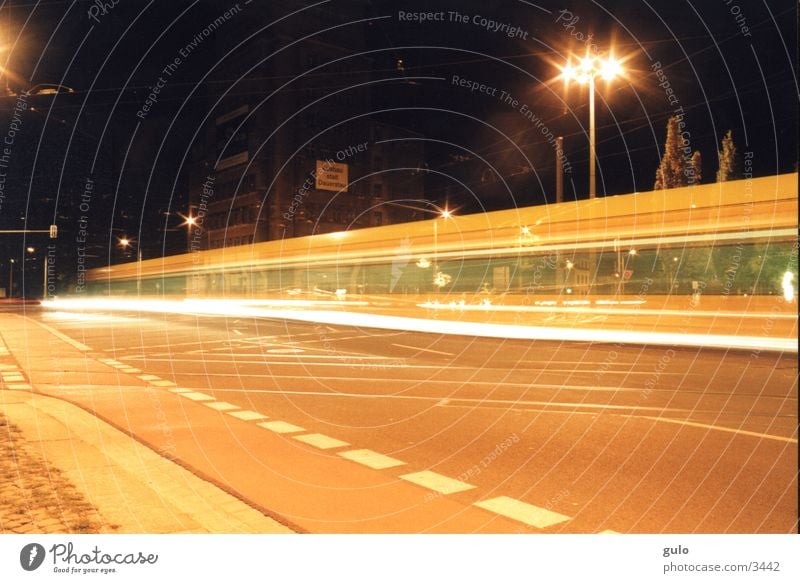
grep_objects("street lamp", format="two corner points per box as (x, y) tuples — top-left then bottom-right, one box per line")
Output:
(560, 53), (624, 199)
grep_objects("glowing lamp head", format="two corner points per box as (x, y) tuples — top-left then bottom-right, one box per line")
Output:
(119, 238), (130, 248)
(440, 209), (452, 219)
(599, 57), (623, 80)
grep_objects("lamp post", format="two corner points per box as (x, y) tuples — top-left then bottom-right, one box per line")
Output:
(381, 200), (453, 290)
(119, 237), (142, 295)
(560, 53), (623, 199)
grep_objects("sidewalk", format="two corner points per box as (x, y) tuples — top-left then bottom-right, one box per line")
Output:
(0, 318), (294, 534)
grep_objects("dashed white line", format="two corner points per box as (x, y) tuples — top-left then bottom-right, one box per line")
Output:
(227, 410), (269, 421)
(204, 401), (240, 412)
(399, 471), (476, 494)
(151, 380), (176, 387)
(137, 375), (161, 381)
(179, 391), (215, 402)
(7, 384), (32, 390)
(293, 433), (349, 450)
(474, 496), (570, 529)
(257, 421), (305, 434)
(338, 449), (406, 469)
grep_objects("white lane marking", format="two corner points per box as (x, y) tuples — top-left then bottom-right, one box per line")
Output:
(137, 375), (161, 381)
(204, 401), (239, 412)
(118, 367), (141, 373)
(257, 421), (305, 434)
(227, 410), (268, 421)
(151, 380), (176, 387)
(399, 470), (476, 494)
(179, 391), (215, 402)
(28, 319), (92, 351)
(293, 433), (350, 450)
(168, 388), (192, 393)
(640, 415), (799, 444)
(600, 530), (620, 534)
(392, 343), (454, 356)
(338, 449), (406, 469)
(2, 376), (25, 382)
(7, 384), (32, 390)
(0, 364), (18, 371)
(474, 496), (570, 529)
(107, 361), (124, 366)
(233, 329), (243, 336)
(266, 348), (305, 354)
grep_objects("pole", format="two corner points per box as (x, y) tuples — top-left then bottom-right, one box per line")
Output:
(588, 76), (596, 199)
(556, 136), (564, 204)
(8, 261), (13, 298)
(433, 219), (438, 290)
(136, 247), (142, 296)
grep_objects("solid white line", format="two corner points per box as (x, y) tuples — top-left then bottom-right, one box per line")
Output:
(474, 496), (570, 529)
(257, 421), (305, 434)
(227, 410), (269, 421)
(399, 470), (476, 494)
(391, 343), (454, 356)
(640, 416), (798, 444)
(293, 433), (350, 450)
(204, 401), (240, 412)
(28, 319), (92, 351)
(338, 449), (405, 469)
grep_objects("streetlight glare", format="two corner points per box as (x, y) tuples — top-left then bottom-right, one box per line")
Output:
(600, 57), (623, 80)
(26, 247), (35, 253)
(440, 209), (452, 219)
(119, 237), (130, 248)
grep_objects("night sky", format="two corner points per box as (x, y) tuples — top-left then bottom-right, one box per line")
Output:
(0, 0), (797, 294)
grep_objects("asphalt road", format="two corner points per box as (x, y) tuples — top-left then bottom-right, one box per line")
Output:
(8, 305), (797, 533)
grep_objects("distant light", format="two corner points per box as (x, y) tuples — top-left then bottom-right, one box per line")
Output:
(119, 237), (130, 248)
(26, 247), (35, 253)
(565, 260), (574, 270)
(416, 257), (431, 269)
(440, 209), (452, 219)
(329, 231), (348, 240)
(673, 257), (679, 262)
(184, 216), (198, 227)
(520, 226), (531, 235)
(782, 272), (795, 302)
(628, 249), (638, 256)
(566, 288), (573, 294)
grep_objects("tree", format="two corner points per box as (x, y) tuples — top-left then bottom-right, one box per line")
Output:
(716, 130), (738, 182)
(654, 115), (702, 190)
(687, 150), (702, 185)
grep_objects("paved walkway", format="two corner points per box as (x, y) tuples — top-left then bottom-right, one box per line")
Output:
(0, 314), (294, 534)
